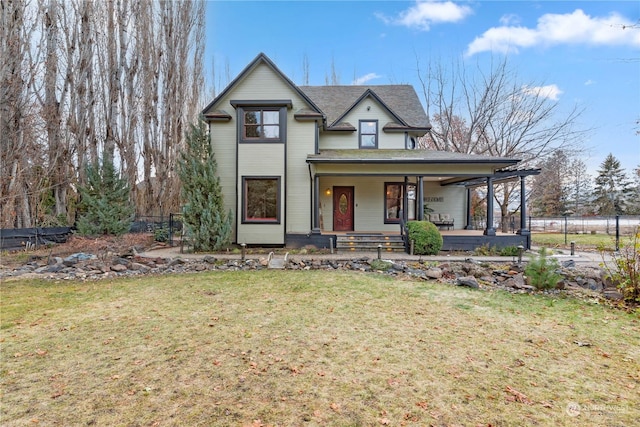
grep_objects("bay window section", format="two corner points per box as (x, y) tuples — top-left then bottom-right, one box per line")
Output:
(384, 183), (416, 223)
(242, 177), (281, 223)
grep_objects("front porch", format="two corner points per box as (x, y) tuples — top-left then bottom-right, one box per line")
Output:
(286, 229), (531, 253)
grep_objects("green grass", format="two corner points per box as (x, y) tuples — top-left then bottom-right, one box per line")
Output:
(2, 271), (639, 426)
(531, 232), (621, 251)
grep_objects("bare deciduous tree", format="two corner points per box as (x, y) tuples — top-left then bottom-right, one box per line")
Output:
(418, 56), (587, 231)
(1, 0), (206, 228)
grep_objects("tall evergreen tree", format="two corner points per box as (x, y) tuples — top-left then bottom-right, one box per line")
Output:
(178, 117), (232, 251)
(76, 157), (134, 235)
(592, 154), (633, 215)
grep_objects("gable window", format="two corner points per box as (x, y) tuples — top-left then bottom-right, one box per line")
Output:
(384, 183), (416, 223)
(239, 107), (286, 143)
(359, 120), (378, 148)
(242, 177), (280, 223)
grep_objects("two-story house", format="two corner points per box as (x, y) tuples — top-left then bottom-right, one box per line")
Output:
(202, 53), (533, 250)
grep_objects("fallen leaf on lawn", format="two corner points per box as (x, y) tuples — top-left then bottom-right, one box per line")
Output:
(505, 385), (532, 404)
(330, 402), (341, 412)
(51, 390), (64, 399)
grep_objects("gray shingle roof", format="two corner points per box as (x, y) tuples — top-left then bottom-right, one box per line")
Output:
(299, 85), (430, 130)
(307, 149), (520, 164)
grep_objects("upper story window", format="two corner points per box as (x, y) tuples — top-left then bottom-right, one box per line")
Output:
(231, 100), (291, 143)
(359, 120), (378, 149)
(243, 108), (281, 141)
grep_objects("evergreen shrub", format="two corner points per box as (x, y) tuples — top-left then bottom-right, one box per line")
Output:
(524, 247), (562, 290)
(76, 157), (134, 235)
(178, 117), (232, 252)
(407, 221), (443, 255)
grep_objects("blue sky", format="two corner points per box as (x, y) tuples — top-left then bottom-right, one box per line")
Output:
(205, 1), (640, 176)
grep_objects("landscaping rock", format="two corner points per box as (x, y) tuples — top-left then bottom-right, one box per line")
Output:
(424, 268), (443, 279)
(2, 248), (628, 306)
(130, 262), (151, 273)
(603, 289), (623, 300)
(456, 276), (479, 289)
(168, 258), (186, 267)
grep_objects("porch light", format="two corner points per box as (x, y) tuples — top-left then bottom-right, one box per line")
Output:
(325, 188), (331, 196)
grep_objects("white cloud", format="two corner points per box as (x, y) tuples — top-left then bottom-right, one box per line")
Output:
(352, 73), (382, 85)
(466, 9), (640, 56)
(499, 14), (521, 26)
(378, 0), (472, 31)
(584, 79), (596, 86)
(521, 84), (563, 101)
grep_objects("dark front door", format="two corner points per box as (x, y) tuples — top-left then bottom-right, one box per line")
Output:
(333, 186), (354, 231)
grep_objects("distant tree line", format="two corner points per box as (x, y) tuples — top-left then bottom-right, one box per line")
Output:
(529, 152), (640, 217)
(1, 0), (205, 229)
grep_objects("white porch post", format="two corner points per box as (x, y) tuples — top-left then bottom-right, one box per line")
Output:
(484, 177), (496, 236)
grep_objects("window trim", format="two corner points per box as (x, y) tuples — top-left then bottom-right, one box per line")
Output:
(359, 119), (378, 149)
(238, 106), (287, 143)
(384, 182), (403, 224)
(241, 176), (281, 224)
(384, 182), (416, 224)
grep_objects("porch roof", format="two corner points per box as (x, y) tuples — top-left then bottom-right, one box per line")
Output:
(306, 149), (520, 166)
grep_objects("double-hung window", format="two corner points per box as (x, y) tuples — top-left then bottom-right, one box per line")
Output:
(359, 120), (378, 148)
(242, 177), (280, 223)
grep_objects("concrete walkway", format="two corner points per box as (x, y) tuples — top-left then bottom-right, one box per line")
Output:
(138, 245), (610, 268)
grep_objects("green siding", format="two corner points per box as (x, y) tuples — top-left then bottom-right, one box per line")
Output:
(319, 177), (465, 232)
(319, 100), (408, 150)
(208, 61), (316, 244)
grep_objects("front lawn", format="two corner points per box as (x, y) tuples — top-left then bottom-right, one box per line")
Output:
(2, 271), (638, 426)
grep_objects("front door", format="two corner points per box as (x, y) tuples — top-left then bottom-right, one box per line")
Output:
(333, 186), (354, 231)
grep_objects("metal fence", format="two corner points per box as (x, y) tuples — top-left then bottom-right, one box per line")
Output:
(528, 215), (640, 235)
(129, 214), (183, 246)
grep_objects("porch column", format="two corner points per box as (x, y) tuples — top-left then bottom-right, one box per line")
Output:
(484, 177), (496, 236)
(517, 175), (530, 236)
(312, 175), (320, 234)
(465, 187), (473, 229)
(417, 176), (424, 221)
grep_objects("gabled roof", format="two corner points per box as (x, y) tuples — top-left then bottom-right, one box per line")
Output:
(299, 85), (430, 131)
(201, 53), (430, 133)
(202, 53), (323, 119)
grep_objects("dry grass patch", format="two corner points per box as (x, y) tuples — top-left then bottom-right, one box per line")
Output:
(2, 271), (639, 426)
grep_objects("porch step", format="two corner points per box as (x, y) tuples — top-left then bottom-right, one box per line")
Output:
(335, 234), (406, 253)
(267, 252), (288, 269)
